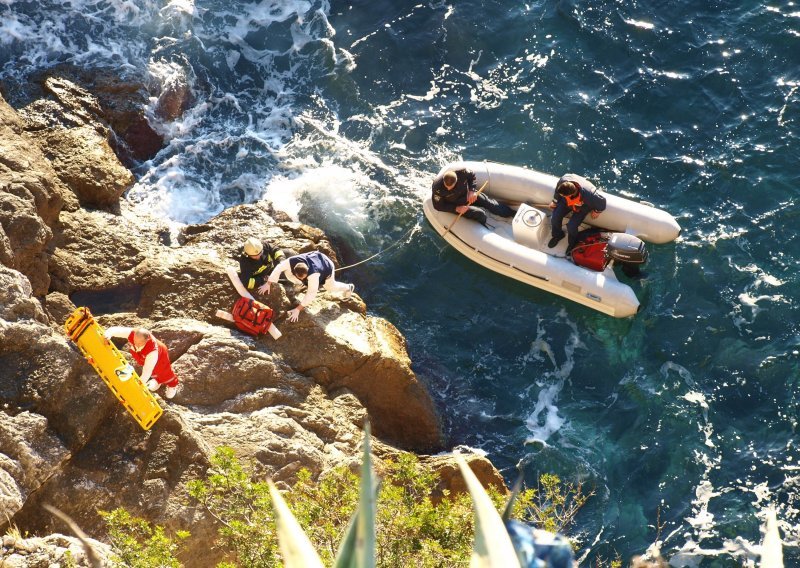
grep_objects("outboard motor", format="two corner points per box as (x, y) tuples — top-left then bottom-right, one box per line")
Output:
(606, 233), (648, 277)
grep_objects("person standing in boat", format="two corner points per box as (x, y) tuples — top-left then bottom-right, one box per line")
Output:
(431, 168), (515, 226)
(547, 174), (607, 256)
(264, 251), (354, 322)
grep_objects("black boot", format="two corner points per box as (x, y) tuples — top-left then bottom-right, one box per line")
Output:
(548, 236), (563, 248)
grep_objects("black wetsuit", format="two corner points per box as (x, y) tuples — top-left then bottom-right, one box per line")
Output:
(431, 168), (514, 226)
(237, 241), (285, 290)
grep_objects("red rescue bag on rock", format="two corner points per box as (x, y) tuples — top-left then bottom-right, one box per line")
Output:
(571, 234), (608, 272)
(232, 297), (273, 336)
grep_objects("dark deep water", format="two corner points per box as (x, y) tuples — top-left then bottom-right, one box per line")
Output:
(2, 0), (799, 564)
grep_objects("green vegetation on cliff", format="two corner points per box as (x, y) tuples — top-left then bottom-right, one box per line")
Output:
(104, 447), (589, 567)
(101, 509), (188, 568)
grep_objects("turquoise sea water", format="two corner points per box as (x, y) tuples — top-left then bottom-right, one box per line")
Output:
(2, 0), (799, 564)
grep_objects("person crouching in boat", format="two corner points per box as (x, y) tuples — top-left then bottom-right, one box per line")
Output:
(104, 327), (180, 399)
(432, 168), (514, 226)
(265, 251), (355, 322)
(547, 174), (607, 256)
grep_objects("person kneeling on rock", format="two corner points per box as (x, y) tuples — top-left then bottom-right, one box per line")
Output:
(104, 327), (180, 399)
(265, 251), (354, 322)
(237, 237), (287, 295)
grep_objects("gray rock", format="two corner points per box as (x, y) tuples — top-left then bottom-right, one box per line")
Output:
(0, 94), (73, 296)
(0, 533), (112, 567)
(0, 73), (508, 568)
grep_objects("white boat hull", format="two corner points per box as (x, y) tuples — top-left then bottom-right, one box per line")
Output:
(437, 161), (681, 244)
(424, 162), (682, 318)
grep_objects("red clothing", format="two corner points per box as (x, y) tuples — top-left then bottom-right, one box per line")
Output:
(127, 331), (178, 387)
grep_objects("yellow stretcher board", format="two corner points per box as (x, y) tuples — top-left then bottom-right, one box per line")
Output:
(65, 307), (163, 430)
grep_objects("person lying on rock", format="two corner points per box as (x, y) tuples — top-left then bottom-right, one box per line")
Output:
(103, 326), (180, 399)
(431, 168), (514, 227)
(265, 251), (354, 322)
(238, 237), (286, 295)
(547, 174), (607, 257)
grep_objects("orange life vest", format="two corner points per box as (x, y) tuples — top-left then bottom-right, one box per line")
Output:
(565, 191), (584, 213)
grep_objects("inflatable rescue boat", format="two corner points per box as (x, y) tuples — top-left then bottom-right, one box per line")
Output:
(423, 161), (681, 317)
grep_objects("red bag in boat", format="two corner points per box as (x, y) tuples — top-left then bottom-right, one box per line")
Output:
(571, 234), (608, 272)
(232, 297), (273, 336)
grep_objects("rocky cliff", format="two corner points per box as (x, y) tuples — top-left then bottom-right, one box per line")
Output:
(0, 71), (505, 567)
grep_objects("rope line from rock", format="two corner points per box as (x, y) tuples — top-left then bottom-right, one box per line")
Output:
(336, 223), (421, 272)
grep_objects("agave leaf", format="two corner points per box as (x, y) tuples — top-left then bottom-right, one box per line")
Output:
(333, 510), (358, 568)
(455, 454), (521, 568)
(268, 480), (324, 568)
(502, 472), (525, 522)
(333, 422), (376, 568)
(357, 422), (376, 567)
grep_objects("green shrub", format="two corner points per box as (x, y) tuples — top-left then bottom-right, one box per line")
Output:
(104, 447), (589, 567)
(187, 447), (278, 567)
(527, 472), (591, 535)
(100, 508), (188, 568)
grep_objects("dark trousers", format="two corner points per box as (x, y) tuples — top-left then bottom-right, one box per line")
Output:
(551, 201), (590, 248)
(462, 194), (515, 226)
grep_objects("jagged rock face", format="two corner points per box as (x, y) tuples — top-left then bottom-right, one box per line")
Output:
(0, 97), (71, 222)
(82, 69), (167, 163)
(30, 124), (134, 209)
(42, 292), (79, 329)
(48, 206), (167, 294)
(272, 303), (442, 449)
(0, 264), (111, 452)
(0, 280), (87, 559)
(179, 201), (335, 259)
(0, 264), (48, 324)
(0, 412), (71, 525)
(0, 73), (508, 568)
(18, 78), (135, 208)
(5, 64), (165, 164)
(46, 196), (442, 452)
(421, 454), (508, 502)
(0, 95), (73, 296)
(9, 408), (214, 549)
(1, 533), (112, 567)
(155, 321), (370, 483)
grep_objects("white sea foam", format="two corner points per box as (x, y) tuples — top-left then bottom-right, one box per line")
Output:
(450, 445), (488, 457)
(264, 163), (370, 228)
(0, 13), (37, 44)
(242, 105), (433, 243)
(726, 260), (789, 328)
(523, 312), (585, 444)
(160, 0), (198, 20)
(660, 369), (773, 566)
(684, 398), (713, 460)
(129, 158), (223, 224)
(624, 18), (655, 31)
(731, 262), (785, 287)
(123, 0), (380, 229)
(2, 0), (353, 228)
(621, 359), (759, 564)
(525, 381), (566, 443)
(660, 361), (696, 388)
